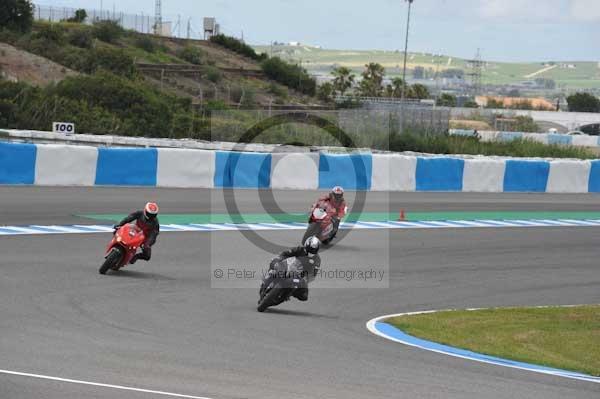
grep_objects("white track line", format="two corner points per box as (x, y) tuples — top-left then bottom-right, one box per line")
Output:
(0, 369), (215, 399)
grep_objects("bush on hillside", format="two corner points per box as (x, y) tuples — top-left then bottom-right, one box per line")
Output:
(51, 71), (183, 135)
(209, 34), (267, 61)
(85, 47), (137, 78)
(33, 23), (66, 44)
(177, 45), (203, 65)
(67, 27), (94, 48)
(134, 35), (157, 53)
(203, 65), (222, 83)
(268, 83), (288, 99)
(92, 20), (124, 43)
(0, 99), (17, 126)
(261, 57), (316, 96)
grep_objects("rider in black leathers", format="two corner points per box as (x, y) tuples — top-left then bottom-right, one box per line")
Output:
(260, 236), (321, 301)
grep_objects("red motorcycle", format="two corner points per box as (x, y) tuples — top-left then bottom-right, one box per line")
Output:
(302, 203), (341, 245)
(99, 223), (146, 275)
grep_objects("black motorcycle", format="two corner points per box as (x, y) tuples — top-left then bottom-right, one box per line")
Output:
(257, 258), (307, 312)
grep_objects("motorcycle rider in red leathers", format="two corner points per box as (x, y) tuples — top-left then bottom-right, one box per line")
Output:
(314, 186), (347, 233)
(114, 202), (160, 264)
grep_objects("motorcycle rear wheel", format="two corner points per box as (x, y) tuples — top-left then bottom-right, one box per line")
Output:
(99, 247), (123, 275)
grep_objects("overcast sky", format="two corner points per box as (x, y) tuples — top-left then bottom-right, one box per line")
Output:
(36, 0), (600, 61)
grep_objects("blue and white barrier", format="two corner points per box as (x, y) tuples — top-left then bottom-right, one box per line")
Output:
(450, 129), (600, 148)
(1, 141), (600, 193)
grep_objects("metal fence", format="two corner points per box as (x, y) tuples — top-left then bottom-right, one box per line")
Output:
(32, 3), (203, 39)
(210, 108), (450, 149)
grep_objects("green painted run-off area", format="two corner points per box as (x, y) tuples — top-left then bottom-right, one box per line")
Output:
(81, 211), (600, 225)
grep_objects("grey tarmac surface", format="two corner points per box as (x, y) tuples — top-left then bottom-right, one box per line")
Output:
(0, 187), (599, 399)
(3, 186), (600, 225)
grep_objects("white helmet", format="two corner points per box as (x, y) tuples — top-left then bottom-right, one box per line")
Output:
(330, 186), (344, 202)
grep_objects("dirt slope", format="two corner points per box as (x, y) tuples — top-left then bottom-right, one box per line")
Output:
(0, 42), (78, 86)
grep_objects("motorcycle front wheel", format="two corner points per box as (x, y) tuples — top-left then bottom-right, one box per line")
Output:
(257, 283), (285, 312)
(99, 247), (123, 275)
(302, 222), (322, 244)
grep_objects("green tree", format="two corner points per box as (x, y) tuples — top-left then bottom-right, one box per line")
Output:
(486, 98), (505, 109)
(317, 82), (335, 103)
(436, 93), (456, 107)
(386, 77), (406, 98)
(0, 0), (33, 32)
(358, 63), (385, 97)
(567, 93), (600, 113)
(409, 83), (429, 99)
(67, 9), (87, 23)
(463, 99), (479, 108)
(331, 66), (355, 96)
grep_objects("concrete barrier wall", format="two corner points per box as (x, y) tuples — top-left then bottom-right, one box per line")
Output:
(2, 141), (600, 193)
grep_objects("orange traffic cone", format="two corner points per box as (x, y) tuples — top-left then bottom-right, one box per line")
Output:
(399, 209), (405, 221)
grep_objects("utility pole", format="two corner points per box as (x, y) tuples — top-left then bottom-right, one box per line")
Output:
(154, 0), (162, 35)
(400, 0), (414, 102)
(187, 18), (191, 39)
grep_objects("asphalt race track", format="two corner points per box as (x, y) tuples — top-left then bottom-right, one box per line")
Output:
(1, 187), (599, 399)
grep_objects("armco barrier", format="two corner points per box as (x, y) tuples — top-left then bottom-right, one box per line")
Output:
(2, 141), (600, 193)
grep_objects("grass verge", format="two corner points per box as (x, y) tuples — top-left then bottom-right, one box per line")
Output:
(387, 305), (600, 376)
(385, 134), (597, 159)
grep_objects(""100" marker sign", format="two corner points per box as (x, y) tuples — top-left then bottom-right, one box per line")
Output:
(52, 122), (75, 135)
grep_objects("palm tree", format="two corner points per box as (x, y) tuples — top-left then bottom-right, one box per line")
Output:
(390, 77), (406, 98)
(331, 66), (355, 96)
(358, 63), (385, 97)
(409, 83), (429, 99)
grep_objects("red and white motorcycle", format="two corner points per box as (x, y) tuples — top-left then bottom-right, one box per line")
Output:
(99, 223), (146, 275)
(302, 203), (346, 245)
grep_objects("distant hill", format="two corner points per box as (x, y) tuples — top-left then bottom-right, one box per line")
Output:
(254, 45), (600, 90)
